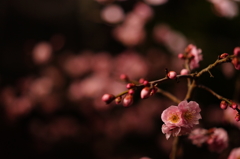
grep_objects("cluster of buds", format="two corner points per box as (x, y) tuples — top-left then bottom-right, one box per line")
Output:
(102, 70), (179, 107)
(220, 100), (240, 121)
(178, 44), (203, 70)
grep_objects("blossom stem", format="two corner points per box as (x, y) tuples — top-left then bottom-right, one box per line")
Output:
(156, 88), (181, 104)
(196, 55), (234, 77)
(170, 136), (179, 159)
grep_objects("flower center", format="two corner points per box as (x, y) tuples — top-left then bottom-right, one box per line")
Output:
(169, 114), (180, 123)
(184, 112), (193, 121)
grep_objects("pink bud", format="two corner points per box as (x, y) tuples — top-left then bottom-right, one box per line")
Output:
(126, 83), (135, 89)
(220, 101), (228, 110)
(219, 53), (229, 59)
(102, 94), (115, 104)
(167, 71), (177, 79)
(128, 89), (135, 95)
(233, 47), (240, 57)
(180, 69), (189, 75)
(120, 74), (129, 81)
(123, 94), (133, 107)
(232, 57), (240, 70)
(115, 96), (122, 104)
(178, 53), (185, 59)
(139, 78), (145, 84)
(230, 102), (238, 109)
(140, 87), (151, 99)
(235, 113), (240, 121)
(143, 80), (150, 86)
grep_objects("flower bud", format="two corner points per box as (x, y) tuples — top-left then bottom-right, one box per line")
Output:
(167, 71), (177, 79)
(178, 53), (185, 59)
(120, 74), (129, 81)
(115, 96), (122, 104)
(128, 89), (135, 95)
(126, 83), (135, 89)
(220, 101), (228, 110)
(140, 87), (151, 99)
(233, 47), (240, 57)
(232, 57), (240, 70)
(230, 102), (238, 109)
(219, 53), (229, 59)
(235, 113), (240, 122)
(180, 69), (189, 75)
(102, 94), (115, 104)
(143, 80), (150, 86)
(123, 94), (133, 107)
(139, 78), (145, 84)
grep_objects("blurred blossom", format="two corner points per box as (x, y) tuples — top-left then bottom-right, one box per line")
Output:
(228, 147), (240, 159)
(133, 2), (153, 22)
(207, 128), (228, 153)
(101, 4), (125, 24)
(5, 96), (33, 121)
(91, 52), (113, 75)
(114, 51), (149, 79)
(188, 128), (209, 147)
(29, 77), (53, 100)
(153, 24), (188, 54)
(144, 0), (168, 6)
(208, 0), (239, 18)
(32, 42), (52, 64)
(113, 2), (153, 46)
(62, 52), (93, 78)
(41, 66), (65, 89)
(224, 106), (240, 128)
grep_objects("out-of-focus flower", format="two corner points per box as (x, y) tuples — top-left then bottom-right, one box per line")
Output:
(228, 147), (240, 159)
(189, 127), (228, 153)
(224, 106), (240, 128)
(101, 4), (125, 24)
(144, 0), (167, 6)
(207, 128), (228, 153)
(113, 2), (152, 46)
(232, 47), (240, 70)
(208, 0), (239, 18)
(153, 24), (188, 54)
(114, 51), (149, 79)
(161, 101), (201, 139)
(180, 69), (189, 75)
(188, 128), (209, 147)
(185, 44), (203, 70)
(32, 42), (52, 64)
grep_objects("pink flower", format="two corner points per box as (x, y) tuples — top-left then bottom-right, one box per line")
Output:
(186, 44), (203, 70)
(207, 128), (228, 153)
(228, 147), (240, 159)
(161, 106), (183, 127)
(178, 101), (202, 127)
(161, 101), (201, 139)
(162, 124), (192, 140)
(188, 128), (209, 147)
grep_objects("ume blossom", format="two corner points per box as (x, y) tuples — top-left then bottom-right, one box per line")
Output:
(161, 101), (201, 139)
